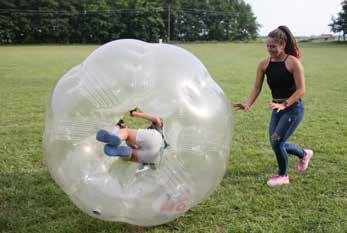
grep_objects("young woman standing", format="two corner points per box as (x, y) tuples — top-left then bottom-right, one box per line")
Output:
(234, 25), (313, 187)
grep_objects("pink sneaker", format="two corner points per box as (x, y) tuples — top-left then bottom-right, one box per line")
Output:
(267, 175), (289, 187)
(297, 149), (313, 173)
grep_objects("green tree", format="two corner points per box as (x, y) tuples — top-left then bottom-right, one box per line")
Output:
(173, 0), (209, 41)
(0, 0), (258, 44)
(171, 0), (258, 41)
(119, 0), (164, 42)
(330, 0), (347, 41)
(0, 0), (16, 43)
(75, 0), (113, 44)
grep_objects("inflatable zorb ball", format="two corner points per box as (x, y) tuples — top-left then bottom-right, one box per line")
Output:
(43, 39), (232, 226)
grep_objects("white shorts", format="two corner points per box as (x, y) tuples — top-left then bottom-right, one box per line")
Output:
(136, 129), (163, 163)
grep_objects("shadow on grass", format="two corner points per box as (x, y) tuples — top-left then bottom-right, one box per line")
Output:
(0, 170), (183, 233)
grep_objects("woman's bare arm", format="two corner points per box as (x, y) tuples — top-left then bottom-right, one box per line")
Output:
(287, 56), (305, 106)
(131, 111), (162, 127)
(233, 58), (267, 110)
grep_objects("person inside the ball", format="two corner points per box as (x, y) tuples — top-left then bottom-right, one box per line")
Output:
(96, 108), (167, 164)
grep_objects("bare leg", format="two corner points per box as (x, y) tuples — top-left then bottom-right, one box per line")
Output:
(117, 128), (137, 147)
(121, 149), (139, 163)
(116, 128), (138, 162)
(117, 128), (129, 140)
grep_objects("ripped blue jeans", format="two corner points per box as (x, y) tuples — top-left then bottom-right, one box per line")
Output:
(269, 100), (306, 175)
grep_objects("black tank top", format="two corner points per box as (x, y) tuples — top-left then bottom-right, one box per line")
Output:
(265, 56), (296, 99)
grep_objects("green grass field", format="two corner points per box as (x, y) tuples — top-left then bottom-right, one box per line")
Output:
(0, 42), (346, 233)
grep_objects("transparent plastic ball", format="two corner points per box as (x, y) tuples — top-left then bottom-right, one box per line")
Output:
(43, 39), (232, 226)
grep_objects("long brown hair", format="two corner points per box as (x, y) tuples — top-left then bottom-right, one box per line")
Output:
(268, 25), (301, 59)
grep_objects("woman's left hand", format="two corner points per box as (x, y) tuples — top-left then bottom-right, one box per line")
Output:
(269, 102), (286, 112)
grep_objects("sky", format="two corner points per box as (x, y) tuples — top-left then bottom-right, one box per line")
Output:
(243, 0), (343, 36)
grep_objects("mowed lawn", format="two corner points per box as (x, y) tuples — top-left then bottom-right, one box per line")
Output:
(0, 42), (346, 233)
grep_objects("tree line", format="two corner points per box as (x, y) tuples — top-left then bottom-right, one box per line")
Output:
(330, 0), (347, 41)
(0, 0), (258, 44)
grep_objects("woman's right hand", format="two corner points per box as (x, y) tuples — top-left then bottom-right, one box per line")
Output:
(232, 103), (250, 111)
(129, 107), (140, 116)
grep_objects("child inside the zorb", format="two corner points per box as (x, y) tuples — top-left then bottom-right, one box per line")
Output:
(96, 108), (169, 169)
